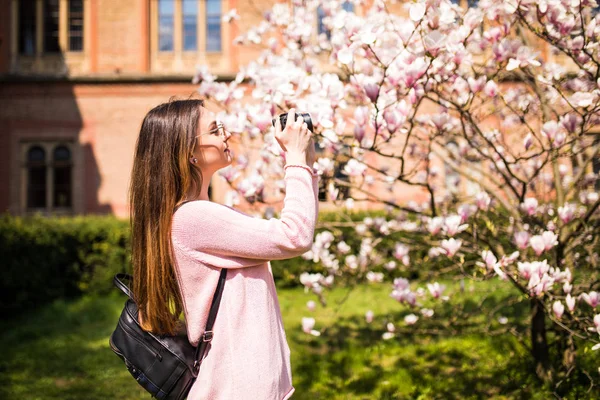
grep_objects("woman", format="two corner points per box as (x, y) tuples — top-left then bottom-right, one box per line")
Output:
(129, 99), (318, 399)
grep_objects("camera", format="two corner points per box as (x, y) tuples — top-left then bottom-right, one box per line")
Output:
(271, 112), (313, 133)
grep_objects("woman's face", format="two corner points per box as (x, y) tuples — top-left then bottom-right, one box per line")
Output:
(190, 108), (233, 174)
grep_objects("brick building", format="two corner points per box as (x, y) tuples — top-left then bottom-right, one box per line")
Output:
(0, 0), (276, 217)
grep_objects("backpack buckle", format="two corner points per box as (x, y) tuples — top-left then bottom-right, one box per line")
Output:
(202, 331), (213, 342)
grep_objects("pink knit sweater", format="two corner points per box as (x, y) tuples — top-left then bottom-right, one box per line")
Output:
(171, 167), (319, 400)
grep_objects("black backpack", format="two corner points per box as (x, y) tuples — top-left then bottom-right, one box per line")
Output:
(109, 269), (227, 399)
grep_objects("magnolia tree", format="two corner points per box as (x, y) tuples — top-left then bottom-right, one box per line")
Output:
(196, 0), (600, 384)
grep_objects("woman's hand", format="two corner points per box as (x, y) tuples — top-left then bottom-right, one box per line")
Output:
(274, 108), (312, 166)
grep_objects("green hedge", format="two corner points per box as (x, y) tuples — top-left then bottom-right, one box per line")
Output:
(0, 214), (130, 316)
(0, 210), (454, 314)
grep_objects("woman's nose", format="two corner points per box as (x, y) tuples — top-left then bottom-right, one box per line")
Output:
(223, 129), (232, 141)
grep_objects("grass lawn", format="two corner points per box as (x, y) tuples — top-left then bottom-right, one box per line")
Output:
(0, 279), (597, 399)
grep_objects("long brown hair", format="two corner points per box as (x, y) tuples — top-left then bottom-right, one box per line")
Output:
(129, 99), (204, 334)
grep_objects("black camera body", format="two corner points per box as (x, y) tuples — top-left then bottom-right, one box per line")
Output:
(271, 112), (313, 133)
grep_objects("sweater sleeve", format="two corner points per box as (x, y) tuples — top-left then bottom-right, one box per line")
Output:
(171, 167), (319, 269)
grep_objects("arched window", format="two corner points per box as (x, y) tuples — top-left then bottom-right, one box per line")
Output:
(53, 145), (72, 208)
(27, 146), (47, 209)
(24, 143), (74, 212)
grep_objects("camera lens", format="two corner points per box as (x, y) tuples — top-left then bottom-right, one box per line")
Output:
(271, 113), (313, 132)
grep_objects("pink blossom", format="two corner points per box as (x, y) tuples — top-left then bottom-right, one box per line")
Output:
(441, 238), (462, 258)
(391, 289), (416, 306)
(337, 241), (351, 254)
(315, 158), (335, 176)
(237, 175), (265, 202)
(354, 106), (369, 126)
(458, 204), (477, 223)
(409, 2), (426, 21)
(300, 272), (324, 289)
(337, 47), (353, 65)
(365, 310), (374, 324)
(397, 99), (412, 117)
(518, 262), (533, 280)
(354, 126), (365, 143)
(558, 203), (576, 224)
(222, 8), (240, 23)
(343, 159), (367, 177)
(541, 231), (558, 250)
(566, 294), (576, 312)
(468, 76), (486, 93)
(427, 282), (446, 299)
(514, 231), (530, 250)
(444, 215), (469, 236)
(306, 300), (316, 311)
(524, 133), (533, 150)
(506, 46), (541, 71)
(560, 113), (580, 133)
(393, 278), (410, 291)
(384, 261), (397, 271)
(528, 273), (554, 297)
(553, 301), (564, 319)
(482, 250), (497, 271)
(570, 92), (595, 108)
(428, 247), (444, 258)
(421, 308), (434, 317)
(224, 190), (240, 207)
(529, 235), (545, 256)
(404, 58), (428, 88)
(484, 80), (498, 97)
(393, 244), (410, 266)
(541, 121), (560, 142)
(363, 83), (379, 102)
(404, 314), (419, 325)
(476, 192), (491, 211)
(430, 113), (450, 131)
(498, 251), (519, 267)
(427, 217), (444, 235)
(582, 292), (599, 308)
(553, 132), (566, 147)
(383, 108), (402, 134)
(218, 166), (241, 183)
(595, 314), (600, 331)
(521, 198), (538, 216)
(301, 317), (321, 336)
(366, 272), (384, 283)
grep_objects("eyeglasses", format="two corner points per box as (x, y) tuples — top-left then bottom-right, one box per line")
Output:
(195, 122), (227, 140)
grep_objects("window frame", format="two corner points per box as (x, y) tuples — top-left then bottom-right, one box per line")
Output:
(157, 0), (175, 52)
(21, 141), (75, 214)
(205, 0), (222, 53)
(182, 0), (198, 52)
(15, 0), (86, 60)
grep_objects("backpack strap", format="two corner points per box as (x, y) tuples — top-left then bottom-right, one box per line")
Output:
(193, 267), (228, 373)
(114, 273), (134, 299)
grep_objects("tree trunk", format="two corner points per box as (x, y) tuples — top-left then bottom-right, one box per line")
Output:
(531, 298), (552, 381)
